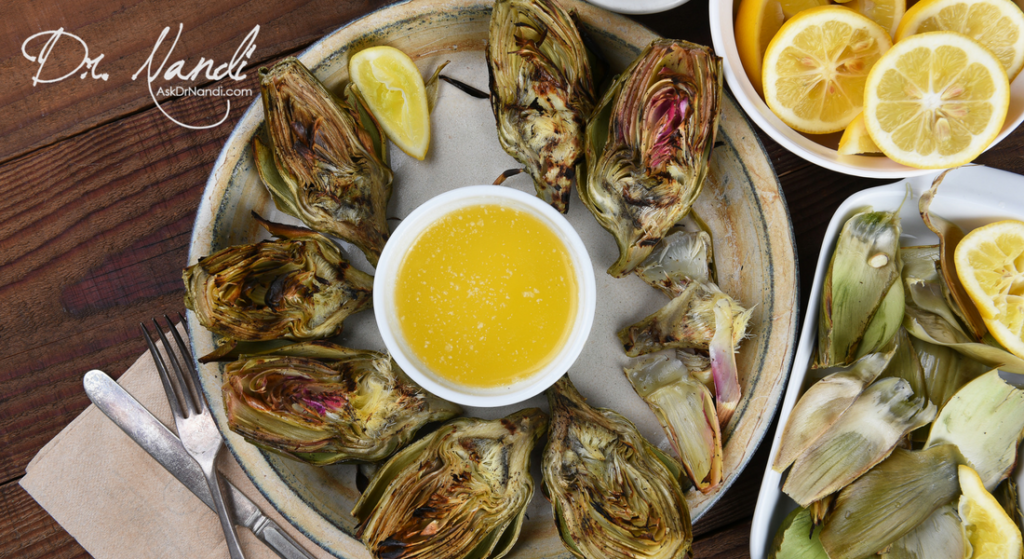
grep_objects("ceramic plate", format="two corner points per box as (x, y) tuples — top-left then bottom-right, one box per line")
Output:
(187, 1), (799, 557)
(749, 165), (1024, 559)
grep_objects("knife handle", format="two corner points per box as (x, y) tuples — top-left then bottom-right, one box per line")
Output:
(253, 516), (319, 559)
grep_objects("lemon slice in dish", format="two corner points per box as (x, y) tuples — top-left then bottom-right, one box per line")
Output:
(736, 0), (788, 95)
(838, 112), (882, 154)
(954, 219), (1024, 358)
(846, 0), (906, 37)
(863, 31), (1010, 169)
(958, 464), (1024, 559)
(349, 46), (431, 160)
(895, 0), (1024, 81)
(763, 6), (892, 134)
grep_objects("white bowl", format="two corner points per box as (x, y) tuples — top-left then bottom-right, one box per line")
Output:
(585, 0), (690, 14)
(373, 185), (597, 408)
(708, 0), (1024, 179)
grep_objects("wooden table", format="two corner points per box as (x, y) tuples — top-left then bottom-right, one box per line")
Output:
(1, 0), (1021, 557)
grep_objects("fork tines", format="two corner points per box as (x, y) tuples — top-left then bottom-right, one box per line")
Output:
(141, 313), (204, 418)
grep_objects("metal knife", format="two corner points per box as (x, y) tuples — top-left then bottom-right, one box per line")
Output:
(83, 370), (318, 559)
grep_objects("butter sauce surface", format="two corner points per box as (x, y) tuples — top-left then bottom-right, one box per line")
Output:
(395, 204), (578, 388)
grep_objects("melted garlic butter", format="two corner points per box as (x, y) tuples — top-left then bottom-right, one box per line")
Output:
(395, 204), (578, 388)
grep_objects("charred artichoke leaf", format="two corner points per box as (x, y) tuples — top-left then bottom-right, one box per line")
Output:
(768, 507), (828, 559)
(926, 369), (1024, 490)
(543, 376), (692, 559)
(635, 229), (714, 297)
(618, 280), (751, 357)
(818, 209), (904, 367)
(352, 409), (547, 559)
(581, 39), (722, 277)
(625, 355), (723, 493)
(258, 58), (393, 265)
(773, 349), (894, 473)
(879, 504), (969, 559)
(819, 445), (965, 559)
(782, 377), (936, 507)
(222, 344), (460, 466)
(487, 0), (596, 213)
(183, 213), (373, 342)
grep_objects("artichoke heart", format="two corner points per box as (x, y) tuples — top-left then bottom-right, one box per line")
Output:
(782, 377), (936, 507)
(543, 376), (692, 559)
(255, 57), (393, 266)
(580, 39), (721, 277)
(222, 342), (461, 466)
(773, 350), (894, 473)
(819, 445), (965, 559)
(183, 213), (373, 342)
(618, 280), (751, 357)
(818, 209), (904, 367)
(635, 228), (714, 297)
(487, 0), (596, 213)
(352, 408), (547, 559)
(926, 369), (1024, 490)
(625, 355), (723, 493)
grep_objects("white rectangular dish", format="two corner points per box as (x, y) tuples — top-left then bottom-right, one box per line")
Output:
(749, 165), (1024, 558)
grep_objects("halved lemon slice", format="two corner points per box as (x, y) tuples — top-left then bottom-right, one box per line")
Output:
(958, 464), (1024, 559)
(838, 112), (882, 153)
(954, 219), (1024, 358)
(863, 31), (1010, 169)
(349, 46), (430, 160)
(763, 6), (893, 134)
(846, 0), (907, 37)
(895, 0), (1024, 81)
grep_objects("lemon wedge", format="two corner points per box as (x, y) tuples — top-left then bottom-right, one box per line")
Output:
(737, 0), (788, 95)
(838, 112), (882, 154)
(846, 0), (906, 37)
(349, 46), (430, 160)
(763, 6), (892, 134)
(954, 219), (1024, 358)
(958, 464), (1024, 559)
(863, 31), (1010, 169)
(895, 0), (1024, 81)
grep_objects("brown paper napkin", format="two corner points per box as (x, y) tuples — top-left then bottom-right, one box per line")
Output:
(20, 323), (337, 559)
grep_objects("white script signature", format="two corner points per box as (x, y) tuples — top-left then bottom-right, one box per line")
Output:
(21, 25), (259, 130)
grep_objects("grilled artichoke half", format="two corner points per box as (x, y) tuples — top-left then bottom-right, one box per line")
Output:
(487, 0), (596, 213)
(255, 57), (393, 266)
(183, 213), (373, 342)
(543, 376), (692, 559)
(222, 342), (461, 466)
(581, 39), (721, 277)
(352, 408), (548, 559)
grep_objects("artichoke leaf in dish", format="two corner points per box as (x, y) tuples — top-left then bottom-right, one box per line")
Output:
(818, 209), (904, 367)
(911, 335), (989, 412)
(618, 280), (751, 357)
(222, 342), (461, 466)
(926, 369), (1024, 491)
(256, 57), (393, 266)
(625, 355), (722, 493)
(580, 39), (722, 277)
(819, 445), (965, 559)
(487, 0), (597, 213)
(183, 213), (373, 343)
(543, 375), (692, 559)
(879, 504), (969, 559)
(878, 328), (927, 399)
(768, 507), (828, 559)
(352, 408), (547, 559)
(773, 349), (894, 473)
(635, 228), (714, 298)
(782, 377), (936, 507)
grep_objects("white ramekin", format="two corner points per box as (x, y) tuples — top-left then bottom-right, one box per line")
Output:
(373, 185), (597, 407)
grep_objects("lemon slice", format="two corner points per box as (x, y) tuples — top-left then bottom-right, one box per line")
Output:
(958, 465), (1024, 559)
(954, 219), (1024, 358)
(349, 46), (430, 160)
(763, 6), (893, 134)
(895, 0), (1024, 81)
(838, 112), (882, 153)
(846, 0), (907, 37)
(863, 32), (1010, 169)
(737, 0), (788, 95)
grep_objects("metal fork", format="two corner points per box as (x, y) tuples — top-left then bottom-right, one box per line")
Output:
(142, 314), (246, 559)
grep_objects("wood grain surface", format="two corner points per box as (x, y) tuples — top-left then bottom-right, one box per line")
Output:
(2, 0), (1023, 557)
